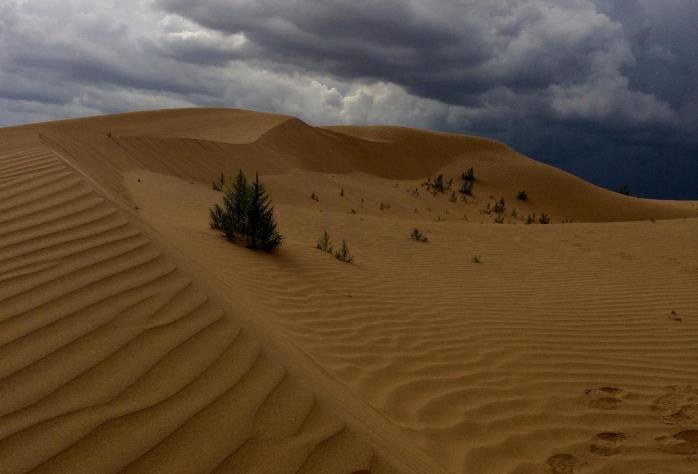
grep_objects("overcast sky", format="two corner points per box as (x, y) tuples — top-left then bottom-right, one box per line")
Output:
(1, 0), (696, 197)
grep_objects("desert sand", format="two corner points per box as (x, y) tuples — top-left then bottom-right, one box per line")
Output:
(1, 108), (697, 473)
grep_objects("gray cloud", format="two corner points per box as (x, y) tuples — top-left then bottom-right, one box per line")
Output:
(0, 0), (696, 197)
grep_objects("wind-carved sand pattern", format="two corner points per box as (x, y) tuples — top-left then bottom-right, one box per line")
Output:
(3, 109), (698, 473)
(0, 142), (405, 473)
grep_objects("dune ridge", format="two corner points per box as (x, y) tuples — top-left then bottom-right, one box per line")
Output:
(0, 137), (429, 473)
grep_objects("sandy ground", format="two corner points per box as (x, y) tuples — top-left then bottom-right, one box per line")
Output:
(1, 108), (697, 473)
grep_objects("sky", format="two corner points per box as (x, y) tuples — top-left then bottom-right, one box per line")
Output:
(1, 0), (696, 198)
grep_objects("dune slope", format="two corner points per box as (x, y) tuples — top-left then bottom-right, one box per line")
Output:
(1, 108), (697, 473)
(0, 130), (439, 474)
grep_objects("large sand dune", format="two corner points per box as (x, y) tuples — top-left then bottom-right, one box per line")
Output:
(1, 108), (697, 473)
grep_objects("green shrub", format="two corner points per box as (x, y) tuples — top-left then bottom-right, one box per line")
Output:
(462, 167), (475, 181)
(493, 197), (506, 214)
(539, 213), (551, 224)
(316, 231), (333, 253)
(209, 170), (282, 253)
(212, 172), (226, 191)
(525, 213), (536, 225)
(334, 240), (353, 263)
(472, 255), (482, 263)
(517, 190), (528, 201)
(410, 228), (428, 242)
(493, 213), (505, 224)
(424, 174), (447, 194)
(459, 181), (473, 196)
(209, 204), (224, 229)
(311, 191), (319, 201)
(450, 191), (458, 202)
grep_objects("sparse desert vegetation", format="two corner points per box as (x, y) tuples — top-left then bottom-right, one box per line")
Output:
(209, 170), (282, 252)
(410, 227), (428, 242)
(3, 107), (697, 474)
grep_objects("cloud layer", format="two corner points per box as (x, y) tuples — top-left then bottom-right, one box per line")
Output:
(1, 0), (696, 197)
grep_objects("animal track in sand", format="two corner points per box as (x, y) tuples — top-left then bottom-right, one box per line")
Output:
(589, 432), (626, 456)
(656, 430), (698, 455)
(547, 453), (577, 474)
(585, 386), (627, 410)
(651, 385), (698, 425)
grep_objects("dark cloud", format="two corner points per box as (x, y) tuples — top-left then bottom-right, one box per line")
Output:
(0, 0), (695, 198)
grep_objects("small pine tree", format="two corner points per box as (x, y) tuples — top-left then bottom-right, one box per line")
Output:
(493, 197), (506, 214)
(316, 231), (333, 253)
(410, 228), (428, 242)
(462, 167), (475, 181)
(212, 173), (226, 191)
(246, 174), (282, 251)
(459, 181), (473, 196)
(433, 174), (445, 193)
(209, 170), (282, 253)
(334, 240), (353, 263)
(209, 204), (225, 229)
(221, 170), (251, 241)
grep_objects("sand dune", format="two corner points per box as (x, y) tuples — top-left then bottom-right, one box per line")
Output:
(1, 108), (697, 473)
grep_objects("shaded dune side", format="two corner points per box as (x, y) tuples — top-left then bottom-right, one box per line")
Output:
(28, 108), (695, 223)
(0, 142), (401, 473)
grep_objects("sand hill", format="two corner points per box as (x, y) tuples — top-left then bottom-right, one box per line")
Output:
(1, 108), (697, 473)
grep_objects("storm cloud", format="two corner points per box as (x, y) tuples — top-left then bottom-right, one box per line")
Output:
(1, 0), (696, 197)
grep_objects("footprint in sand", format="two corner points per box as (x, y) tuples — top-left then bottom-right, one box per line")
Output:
(656, 430), (698, 455)
(585, 386), (626, 410)
(651, 385), (698, 425)
(589, 432), (626, 456)
(547, 453), (576, 474)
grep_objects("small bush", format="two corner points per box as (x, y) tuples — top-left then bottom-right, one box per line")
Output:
(334, 240), (353, 263)
(517, 190), (528, 201)
(525, 213), (536, 225)
(493, 197), (506, 214)
(212, 172), (226, 191)
(316, 231), (333, 253)
(493, 213), (505, 224)
(511, 208), (518, 218)
(424, 174), (447, 194)
(209, 204), (224, 229)
(472, 255), (482, 263)
(340, 188), (345, 197)
(449, 191), (458, 203)
(311, 192), (319, 201)
(539, 213), (551, 224)
(462, 167), (475, 181)
(208, 170), (282, 252)
(459, 181), (473, 196)
(379, 202), (391, 211)
(410, 228), (428, 242)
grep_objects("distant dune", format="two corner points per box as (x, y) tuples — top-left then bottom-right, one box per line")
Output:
(1, 108), (697, 473)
